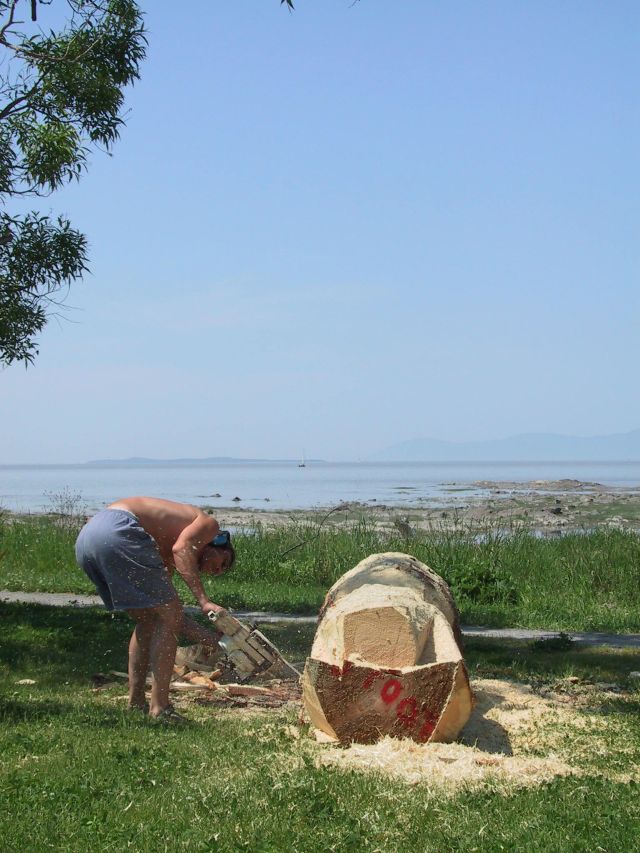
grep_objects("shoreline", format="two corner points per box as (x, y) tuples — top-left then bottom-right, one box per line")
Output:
(206, 479), (640, 534)
(7, 479), (639, 534)
(213, 478), (640, 533)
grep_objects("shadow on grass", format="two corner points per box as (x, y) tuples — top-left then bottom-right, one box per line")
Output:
(0, 602), (131, 685)
(254, 621), (317, 662)
(461, 701), (513, 755)
(464, 637), (640, 722)
(0, 694), (135, 727)
(464, 637), (640, 681)
(586, 695), (640, 719)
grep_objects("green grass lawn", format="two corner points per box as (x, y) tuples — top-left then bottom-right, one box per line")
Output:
(0, 603), (639, 852)
(2, 514), (640, 632)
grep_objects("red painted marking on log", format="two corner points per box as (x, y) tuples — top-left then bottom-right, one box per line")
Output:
(417, 711), (438, 741)
(363, 670), (383, 690)
(380, 678), (403, 705)
(396, 696), (418, 726)
(417, 719), (435, 741)
(330, 660), (354, 679)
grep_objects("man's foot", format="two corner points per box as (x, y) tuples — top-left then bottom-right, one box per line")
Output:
(149, 703), (189, 724)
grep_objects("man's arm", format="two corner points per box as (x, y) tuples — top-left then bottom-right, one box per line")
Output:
(171, 512), (222, 615)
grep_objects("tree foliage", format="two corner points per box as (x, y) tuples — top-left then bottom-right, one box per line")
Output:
(0, 0), (146, 366)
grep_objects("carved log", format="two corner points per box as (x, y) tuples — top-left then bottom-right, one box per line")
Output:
(302, 553), (473, 744)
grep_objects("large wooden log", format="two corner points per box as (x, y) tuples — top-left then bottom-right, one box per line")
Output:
(302, 553), (473, 744)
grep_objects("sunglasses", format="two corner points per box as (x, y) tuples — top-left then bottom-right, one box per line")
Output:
(210, 530), (231, 548)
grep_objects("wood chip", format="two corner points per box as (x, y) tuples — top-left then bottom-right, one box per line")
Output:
(186, 675), (216, 688)
(226, 684), (275, 698)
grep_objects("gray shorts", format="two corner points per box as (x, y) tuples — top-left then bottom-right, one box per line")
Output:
(75, 508), (178, 611)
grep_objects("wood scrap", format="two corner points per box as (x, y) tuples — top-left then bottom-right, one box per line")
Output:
(181, 669), (222, 685)
(171, 681), (215, 691)
(101, 659), (300, 709)
(226, 683), (275, 697)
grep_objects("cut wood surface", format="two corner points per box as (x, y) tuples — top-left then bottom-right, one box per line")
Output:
(302, 552), (474, 745)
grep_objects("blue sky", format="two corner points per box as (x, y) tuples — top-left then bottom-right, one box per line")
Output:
(2, 0), (638, 463)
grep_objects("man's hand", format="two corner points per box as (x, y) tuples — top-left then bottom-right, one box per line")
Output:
(201, 601), (226, 619)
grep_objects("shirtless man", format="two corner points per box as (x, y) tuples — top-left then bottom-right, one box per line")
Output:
(75, 497), (235, 720)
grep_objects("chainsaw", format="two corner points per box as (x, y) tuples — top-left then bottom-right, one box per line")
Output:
(208, 610), (300, 682)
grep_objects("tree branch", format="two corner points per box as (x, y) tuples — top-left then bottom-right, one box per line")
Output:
(0, 1), (20, 44)
(0, 80), (39, 121)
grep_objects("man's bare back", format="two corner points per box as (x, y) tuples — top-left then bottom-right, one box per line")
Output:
(108, 497), (216, 568)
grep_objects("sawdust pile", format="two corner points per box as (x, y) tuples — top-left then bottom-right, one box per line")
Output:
(316, 677), (576, 792)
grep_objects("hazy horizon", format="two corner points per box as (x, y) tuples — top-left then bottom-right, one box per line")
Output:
(3, 427), (640, 467)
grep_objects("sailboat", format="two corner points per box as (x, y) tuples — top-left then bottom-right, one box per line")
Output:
(298, 450), (306, 468)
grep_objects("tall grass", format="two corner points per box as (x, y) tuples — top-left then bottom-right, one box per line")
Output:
(0, 514), (82, 592)
(2, 514), (639, 632)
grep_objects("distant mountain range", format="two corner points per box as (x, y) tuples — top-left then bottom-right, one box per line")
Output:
(84, 430), (640, 465)
(85, 456), (320, 466)
(368, 429), (640, 462)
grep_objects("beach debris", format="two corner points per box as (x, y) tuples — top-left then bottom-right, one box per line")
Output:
(302, 553), (473, 745)
(393, 517), (415, 537)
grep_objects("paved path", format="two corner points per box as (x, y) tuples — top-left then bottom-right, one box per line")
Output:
(2, 590), (639, 649)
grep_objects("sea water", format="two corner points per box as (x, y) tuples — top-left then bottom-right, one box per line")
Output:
(1, 460), (639, 514)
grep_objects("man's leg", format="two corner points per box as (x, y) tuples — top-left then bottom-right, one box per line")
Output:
(148, 598), (183, 715)
(126, 598), (182, 715)
(126, 609), (155, 709)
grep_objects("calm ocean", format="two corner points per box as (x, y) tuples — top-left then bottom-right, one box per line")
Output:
(1, 461), (640, 514)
